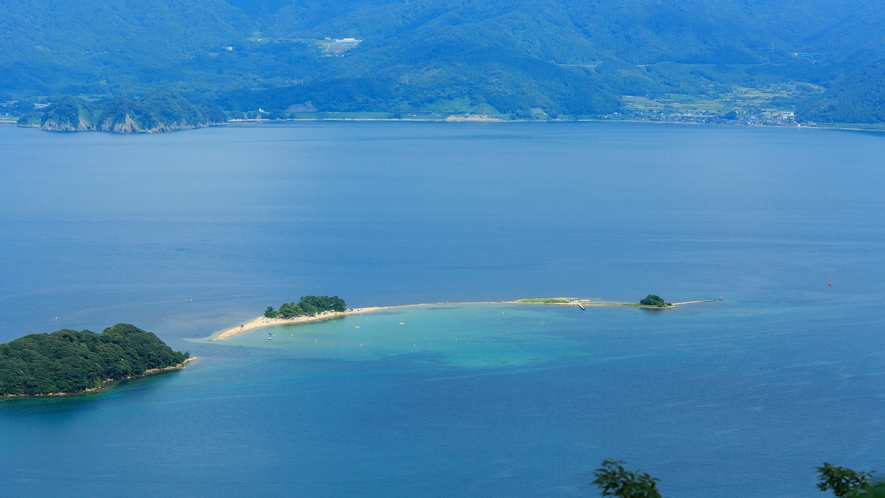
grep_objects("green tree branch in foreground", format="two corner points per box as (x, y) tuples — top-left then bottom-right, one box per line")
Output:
(855, 483), (885, 498)
(818, 463), (876, 498)
(589, 459), (885, 498)
(592, 460), (662, 498)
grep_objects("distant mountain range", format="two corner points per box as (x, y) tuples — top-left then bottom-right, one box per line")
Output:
(2, 0), (884, 126)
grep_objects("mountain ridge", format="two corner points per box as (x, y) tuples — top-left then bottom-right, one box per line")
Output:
(3, 0), (885, 124)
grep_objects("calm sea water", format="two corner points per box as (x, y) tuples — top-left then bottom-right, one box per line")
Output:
(1, 122), (884, 497)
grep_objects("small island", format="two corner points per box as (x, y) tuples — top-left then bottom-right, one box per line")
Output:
(264, 295), (348, 319)
(517, 295), (699, 309)
(639, 294), (672, 308)
(214, 295), (358, 341)
(0, 323), (193, 397)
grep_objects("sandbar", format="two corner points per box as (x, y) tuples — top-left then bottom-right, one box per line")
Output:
(209, 297), (722, 341)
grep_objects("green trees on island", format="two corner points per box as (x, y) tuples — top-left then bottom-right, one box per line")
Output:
(264, 296), (347, 319)
(639, 295), (670, 307)
(590, 461), (883, 498)
(0, 324), (189, 396)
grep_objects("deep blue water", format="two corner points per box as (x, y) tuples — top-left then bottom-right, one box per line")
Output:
(1, 122), (884, 497)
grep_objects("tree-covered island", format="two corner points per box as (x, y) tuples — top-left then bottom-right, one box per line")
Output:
(639, 295), (672, 308)
(264, 295), (347, 319)
(0, 324), (190, 397)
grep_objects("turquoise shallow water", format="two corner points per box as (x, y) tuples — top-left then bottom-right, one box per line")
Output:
(218, 305), (590, 367)
(1, 122), (885, 496)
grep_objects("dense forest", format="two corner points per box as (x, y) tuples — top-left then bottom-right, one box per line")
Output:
(0, 324), (190, 396)
(796, 61), (885, 124)
(639, 295), (670, 307)
(25, 92), (227, 132)
(265, 295), (347, 319)
(2, 0), (885, 124)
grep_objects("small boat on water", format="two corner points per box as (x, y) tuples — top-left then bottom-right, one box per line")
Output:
(268, 333), (273, 340)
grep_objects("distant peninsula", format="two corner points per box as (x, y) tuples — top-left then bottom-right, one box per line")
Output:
(211, 295), (721, 341)
(0, 323), (193, 397)
(31, 92), (226, 134)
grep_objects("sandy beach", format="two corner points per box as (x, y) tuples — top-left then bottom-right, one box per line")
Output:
(210, 297), (722, 341)
(212, 307), (388, 341)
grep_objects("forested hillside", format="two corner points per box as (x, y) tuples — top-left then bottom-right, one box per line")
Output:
(797, 61), (885, 124)
(2, 0), (884, 124)
(34, 92), (226, 132)
(0, 324), (190, 396)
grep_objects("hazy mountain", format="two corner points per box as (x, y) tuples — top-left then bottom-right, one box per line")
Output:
(0, 0), (253, 96)
(3, 0), (884, 122)
(797, 61), (885, 124)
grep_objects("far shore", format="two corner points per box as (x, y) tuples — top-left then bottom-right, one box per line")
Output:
(12, 118), (885, 134)
(210, 297), (722, 341)
(223, 117), (883, 131)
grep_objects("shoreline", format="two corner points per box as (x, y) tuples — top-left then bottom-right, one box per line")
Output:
(10, 118), (885, 134)
(210, 297), (723, 341)
(224, 118), (885, 133)
(0, 356), (198, 399)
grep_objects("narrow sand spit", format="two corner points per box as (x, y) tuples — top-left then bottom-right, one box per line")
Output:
(213, 307), (386, 341)
(210, 298), (722, 341)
